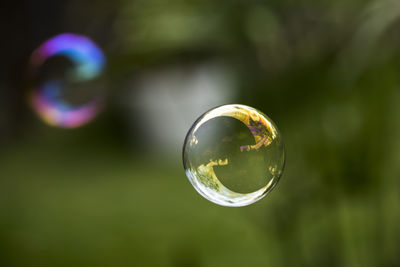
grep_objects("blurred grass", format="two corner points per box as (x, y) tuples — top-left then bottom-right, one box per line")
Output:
(0, 136), (281, 267)
(1, 105), (400, 266)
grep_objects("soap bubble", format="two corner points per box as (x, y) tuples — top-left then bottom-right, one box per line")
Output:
(183, 104), (285, 207)
(29, 33), (106, 128)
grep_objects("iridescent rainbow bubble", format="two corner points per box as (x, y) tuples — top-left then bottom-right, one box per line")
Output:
(29, 33), (106, 128)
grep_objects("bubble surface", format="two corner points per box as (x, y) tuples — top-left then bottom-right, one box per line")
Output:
(29, 33), (106, 128)
(183, 104), (285, 207)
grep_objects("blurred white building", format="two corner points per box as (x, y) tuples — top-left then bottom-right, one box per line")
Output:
(121, 61), (237, 159)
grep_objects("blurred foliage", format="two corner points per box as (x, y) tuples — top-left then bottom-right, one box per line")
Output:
(1, 0), (400, 266)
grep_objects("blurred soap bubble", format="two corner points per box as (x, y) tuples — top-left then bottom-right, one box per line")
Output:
(29, 33), (106, 128)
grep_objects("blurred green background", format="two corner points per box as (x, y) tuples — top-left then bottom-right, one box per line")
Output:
(1, 0), (400, 266)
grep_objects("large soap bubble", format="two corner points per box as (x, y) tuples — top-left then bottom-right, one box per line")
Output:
(183, 104), (285, 207)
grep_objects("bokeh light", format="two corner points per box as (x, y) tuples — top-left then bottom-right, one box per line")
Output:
(29, 33), (106, 128)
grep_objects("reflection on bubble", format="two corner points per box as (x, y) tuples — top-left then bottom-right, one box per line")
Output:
(183, 104), (285, 207)
(29, 33), (106, 128)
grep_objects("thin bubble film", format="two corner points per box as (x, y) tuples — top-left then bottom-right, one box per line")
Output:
(183, 104), (285, 207)
(29, 33), (106, 128)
